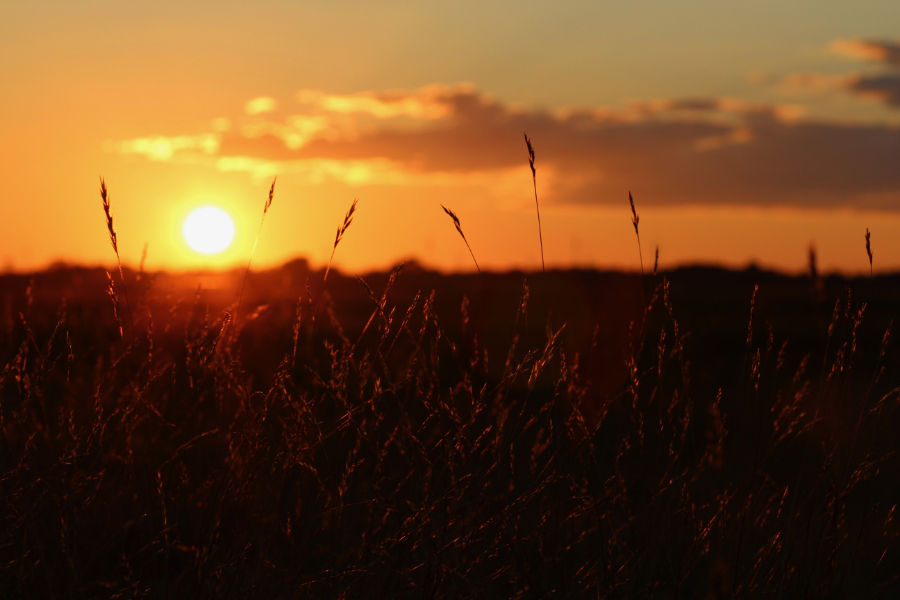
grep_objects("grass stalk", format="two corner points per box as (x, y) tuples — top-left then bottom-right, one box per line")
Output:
(440, 205), (481, 273)
(231, 177), (276, 349)
(312, 198), (358, 328)
(866, 228), (873, 278)
(99, 178), (135, 339)
(629, 191), (643, 276)
(524, 133), (545, 272)
(324, 198), (357, 284)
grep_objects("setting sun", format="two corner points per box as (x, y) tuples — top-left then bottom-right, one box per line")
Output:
(183, 207), (235, 254)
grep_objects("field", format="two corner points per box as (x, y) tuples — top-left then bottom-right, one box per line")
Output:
(2, 260), (900, 598)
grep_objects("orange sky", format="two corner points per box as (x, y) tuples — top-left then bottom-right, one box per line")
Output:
(3, 1), (900, 274)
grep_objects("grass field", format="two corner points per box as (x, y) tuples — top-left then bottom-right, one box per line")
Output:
(2, 257), (899, 599)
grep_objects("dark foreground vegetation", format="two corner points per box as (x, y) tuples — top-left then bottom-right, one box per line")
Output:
(1, 262), (899, 598)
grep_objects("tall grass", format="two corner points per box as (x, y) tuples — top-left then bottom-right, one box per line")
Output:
(2, 265), (898, 598)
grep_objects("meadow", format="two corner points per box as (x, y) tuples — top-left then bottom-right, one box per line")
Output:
(2, 240), (899, 599)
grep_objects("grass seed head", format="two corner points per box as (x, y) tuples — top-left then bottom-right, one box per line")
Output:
(334, 198), (358, 250)
(323, 198), (359, 284)
(628, 191), (644, 276)
(866, 228), (873, 276)
(629, 190), (640, 234)
(441, 204), (462, 234)
(441, 204), (481, 273)
(524, 133), (545, 271)
(524, 132), (536, 178)
(264, 177), (276, 215)
(100, 177), (118, 255)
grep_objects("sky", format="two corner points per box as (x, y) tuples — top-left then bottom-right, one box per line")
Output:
(3, 0), (900, 274)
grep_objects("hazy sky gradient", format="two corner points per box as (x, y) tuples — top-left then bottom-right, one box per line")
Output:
(3, 1), (900, 274)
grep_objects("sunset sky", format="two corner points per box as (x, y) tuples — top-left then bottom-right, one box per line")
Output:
(4, 1), (900, 274)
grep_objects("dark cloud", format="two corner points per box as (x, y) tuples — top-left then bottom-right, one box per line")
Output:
(788, 41), (900, 110)
(844, 74), (900, 106)
(660, 98), (723, 112)
(117, 85), (900, 210)
(211, 87), (900, 209)
(833, 39), (900, 68)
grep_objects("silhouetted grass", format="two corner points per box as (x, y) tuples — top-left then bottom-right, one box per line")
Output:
(1, 258), (898, 599)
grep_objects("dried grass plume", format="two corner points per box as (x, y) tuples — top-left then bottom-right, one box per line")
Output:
(441, 204), (481, 273)
(866, 228), (873, 277)
(524, 132), (545, 272)
(629, 191), (644, 276)
(99, 177), (134, 337)
(325, 198), (358, 283)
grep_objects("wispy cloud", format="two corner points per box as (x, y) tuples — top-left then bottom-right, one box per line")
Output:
(111, 133), (220, 161)
(832, 39), (900, 67)
(785, 39), (900, 107)
(245, 96), (278, 115)
(296, 84), (463, 119)
(109, 80), (900, 210)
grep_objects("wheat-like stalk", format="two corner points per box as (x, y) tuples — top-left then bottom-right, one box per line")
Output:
(100, 179), (117, 255)
(866, 228), (873, 278)
(629, 191), (644, 276)
(441, 205), (481, 273)
(312, 198), (359, 329)
(99, 178), (135, 338)
(524, 133), (545, 272)
(231, 178), (277, 349)
(325, 198), (358, 284)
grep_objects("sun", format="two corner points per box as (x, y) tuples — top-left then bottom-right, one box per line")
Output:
(183, 207), (235, 254)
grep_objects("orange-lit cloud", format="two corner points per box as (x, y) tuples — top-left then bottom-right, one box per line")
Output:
(832, 39), (900, 67)
(109, 83), (900, 209)
(796, 39), (900, 107)
(111, 133), (220, 161)
(296, 85), (461, 120)
(782, 70), (900, 106)
(245, 96), (279, 115)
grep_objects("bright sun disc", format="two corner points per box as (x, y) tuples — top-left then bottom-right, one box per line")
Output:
(183, 207), (235, 254)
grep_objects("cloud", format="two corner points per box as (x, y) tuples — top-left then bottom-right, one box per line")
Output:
(782, 72), (853, 92)
(245, 96), (278, 115)
(782, 73), (900, 108)
(109, 84), (900, 209)
(296, 84), (466, 119)
(844, 74), (900, 106)
(112, 133), (220, 160)
(821, 39), (900, 106)
(832, 39), (900, 67)
(786, 41), (900, 109)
